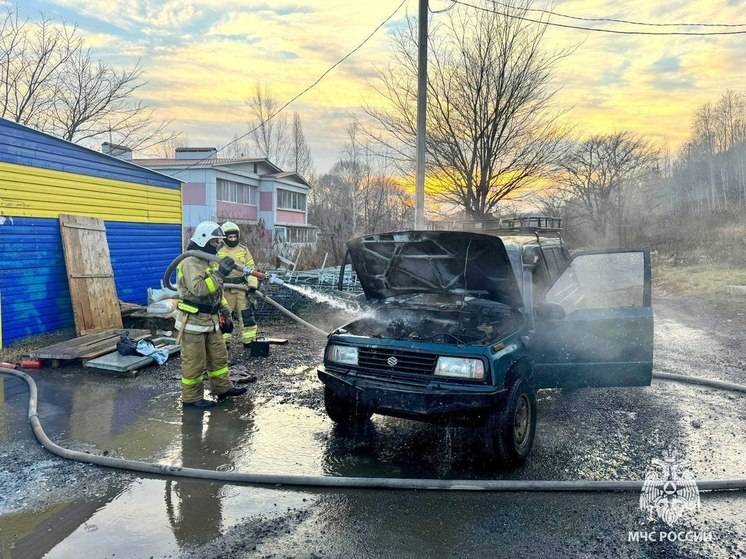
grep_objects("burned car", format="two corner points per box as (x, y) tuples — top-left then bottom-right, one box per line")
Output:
(318, 228), (653, 463)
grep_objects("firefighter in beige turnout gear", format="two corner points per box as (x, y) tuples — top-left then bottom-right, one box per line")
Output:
(218, 221), (259, 346)
(176, 221), (247, 409)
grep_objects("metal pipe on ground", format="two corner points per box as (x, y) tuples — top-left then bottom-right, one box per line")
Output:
(2, 366), (745, 492)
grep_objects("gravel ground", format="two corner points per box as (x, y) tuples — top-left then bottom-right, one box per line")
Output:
(0, 296), (744, 558)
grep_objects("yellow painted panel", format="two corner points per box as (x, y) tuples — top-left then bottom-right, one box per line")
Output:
(0, 161), (182, 224)
(0, 176), (162, 205)
(0, 185), (181, 221)
(1, 184), (159, 212)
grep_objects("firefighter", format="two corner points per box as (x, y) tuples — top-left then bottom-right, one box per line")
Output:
(218, 221), (260, 346)
(176, 221), (247, 409)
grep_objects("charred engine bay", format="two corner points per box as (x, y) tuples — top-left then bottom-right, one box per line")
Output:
(337, 295), (521, 345)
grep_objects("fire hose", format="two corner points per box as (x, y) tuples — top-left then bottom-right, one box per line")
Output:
(162, 250), (328, 337)
(2, 366), (745, 492)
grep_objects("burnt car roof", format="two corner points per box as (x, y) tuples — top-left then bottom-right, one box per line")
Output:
(346, 230), (523, 308)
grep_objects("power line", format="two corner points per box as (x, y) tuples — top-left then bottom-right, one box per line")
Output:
(429, 0), (456, 14)
(488, 0), (746, 28)
(452, 0), (746, 35)
(172, 0), (408, 176)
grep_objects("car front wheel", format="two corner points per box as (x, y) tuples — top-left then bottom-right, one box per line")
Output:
(324, 386), (373, 426)
(483, 376), (537, 465)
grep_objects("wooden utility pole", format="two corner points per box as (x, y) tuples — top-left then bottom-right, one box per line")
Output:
(414, 0), (428, 229)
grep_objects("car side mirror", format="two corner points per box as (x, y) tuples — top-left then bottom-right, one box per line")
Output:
(535, 302), (566, 320)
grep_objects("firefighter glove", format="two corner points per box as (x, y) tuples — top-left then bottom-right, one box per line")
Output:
(219, 309), (234, 334)
(216, 256), (235, 278)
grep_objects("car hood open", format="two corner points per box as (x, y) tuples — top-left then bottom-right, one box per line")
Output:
(346, 230), (523, 308)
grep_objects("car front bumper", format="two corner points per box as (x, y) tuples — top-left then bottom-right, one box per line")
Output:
(318, 366), (507, 422)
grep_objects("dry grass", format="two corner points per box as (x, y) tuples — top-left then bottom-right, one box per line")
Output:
(0, 329), (73, 363)
(654, 259), (746, 297)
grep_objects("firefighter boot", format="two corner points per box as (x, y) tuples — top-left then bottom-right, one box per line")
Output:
(216, 385), (248, 401)
(183, 398), (217, 409)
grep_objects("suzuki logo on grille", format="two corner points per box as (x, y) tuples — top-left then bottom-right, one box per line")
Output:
(387, 356), (398, 367)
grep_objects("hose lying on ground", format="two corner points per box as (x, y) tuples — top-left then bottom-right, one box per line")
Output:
(162, 251), (328, 338)
(3, 367), (745, 492)
(253, 289), (328, 337)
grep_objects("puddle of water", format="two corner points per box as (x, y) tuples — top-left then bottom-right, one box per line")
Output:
(40, 478), (313, 559)
(279, 364), (321, 391)
(238, 403), (328, 474)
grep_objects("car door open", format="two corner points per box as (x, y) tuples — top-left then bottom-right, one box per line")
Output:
(533, 250), (653, 388)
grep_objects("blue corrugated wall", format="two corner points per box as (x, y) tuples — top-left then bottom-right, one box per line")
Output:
(0, 217), (75, 343)
(106, 222), (181, 304)
(0, 218), (182, 345)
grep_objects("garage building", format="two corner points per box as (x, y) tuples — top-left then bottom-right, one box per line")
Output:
(0, 119), (182, 346)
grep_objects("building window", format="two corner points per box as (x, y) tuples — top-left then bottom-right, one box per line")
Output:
(277, 189), (306, 211)
(274, 226), (317, 243)
(217, 179), (257, 205)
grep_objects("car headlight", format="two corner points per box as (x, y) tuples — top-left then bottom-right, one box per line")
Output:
(434, 357), (485, 380)
(326, 344), (358, 366)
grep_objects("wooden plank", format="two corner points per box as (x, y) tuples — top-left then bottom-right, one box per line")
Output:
(79, 331), (152, 360)
(59, 223), (107, 232)
(119, 301), (144, 316)
(30, 329), (121, 358)
(59, 214), (123, 335)
(30, 329), (150, 361)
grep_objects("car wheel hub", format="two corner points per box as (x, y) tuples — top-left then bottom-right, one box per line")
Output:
(513, 394), (531, 448)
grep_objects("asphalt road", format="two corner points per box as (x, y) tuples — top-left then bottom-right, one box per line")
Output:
(0, 294), (744, 559)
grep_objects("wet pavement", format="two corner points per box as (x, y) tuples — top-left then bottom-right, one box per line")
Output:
(0, 295), (745, 558)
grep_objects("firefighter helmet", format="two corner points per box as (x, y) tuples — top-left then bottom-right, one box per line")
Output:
(190, 221), (224, 248)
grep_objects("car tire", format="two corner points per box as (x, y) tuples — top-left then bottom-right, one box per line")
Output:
(324, 386), (373, 426)
(483, 376), (537, 465)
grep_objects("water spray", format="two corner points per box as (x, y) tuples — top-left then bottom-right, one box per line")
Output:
(281, 283), (369, 315)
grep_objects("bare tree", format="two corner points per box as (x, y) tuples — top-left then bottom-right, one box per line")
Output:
(222, 133), (251, 159)
(0, 10), (77, 128)
(534, 186), (570, 218)
(289, 111), (313, 177)
(247, 83), (290, 167)
(309, 171), (354, 264)
(0, 7), (174, 151)
(339, 123), (365, 233)
(310, 123), (413, 261)
(55, 52), (176, 150)
(558, 132), (658, 244)
(154, 134), (189, 159)
(674, 90), (746, 213)
(367, 1), (568, 218)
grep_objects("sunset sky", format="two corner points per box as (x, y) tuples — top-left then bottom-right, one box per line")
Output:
(12, 0), (746, 173)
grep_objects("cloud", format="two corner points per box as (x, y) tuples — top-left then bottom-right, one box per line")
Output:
(41, 0), (746, 170)
(651, 56), (681, 73)
(49, 0), (206, 36)
(650, 77), (696, 90)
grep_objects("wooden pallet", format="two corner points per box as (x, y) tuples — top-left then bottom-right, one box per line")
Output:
(30, 329), (152, 362)
(119, 301), (145, 317)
